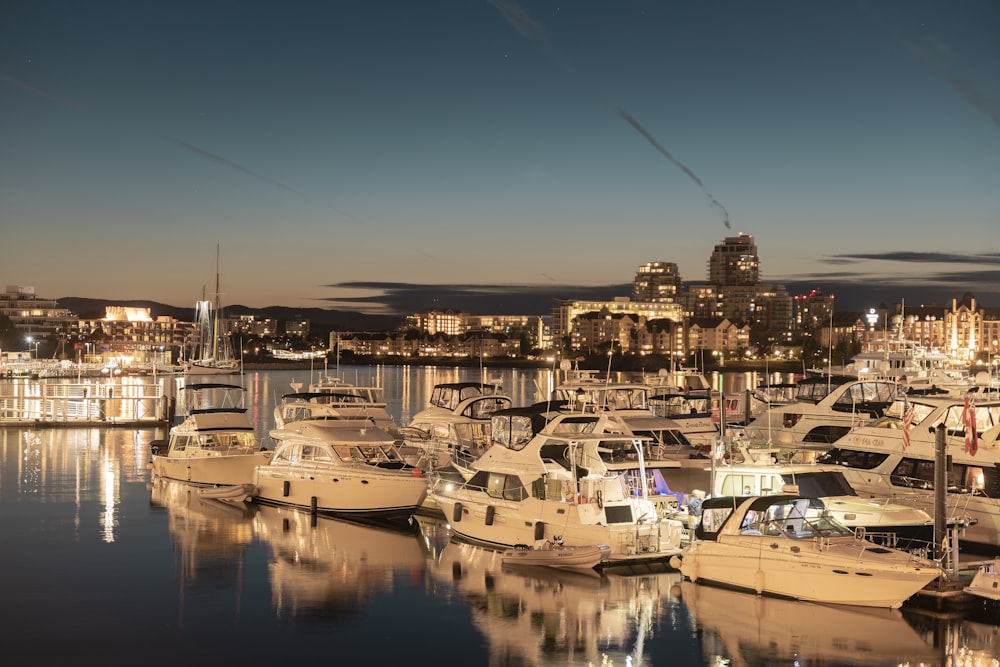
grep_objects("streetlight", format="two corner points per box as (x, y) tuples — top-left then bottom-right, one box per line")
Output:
(27, 336), (39, 361)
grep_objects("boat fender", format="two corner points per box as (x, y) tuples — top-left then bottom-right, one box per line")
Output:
(283, 480), (291, 497)
(534, 521), (545, 541)
(485, 505), (495, 526)
(754, 570), (765, 594)
(411, 468), (423, 477)
(596, 490), (603, 509)
(453, 501), (463, 523)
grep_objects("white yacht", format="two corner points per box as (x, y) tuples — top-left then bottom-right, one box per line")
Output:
(429, 412), (686, 564)
(708, 441), (936, 552)
(150, 382), (271, 486)
(741, 375), (901, 449)
(401, 381), (512, 471)
(816, 393), (1000, 552)
(250, 420), (428, 520)
(273, 390), (400, 436)
(671, 494), (941, 608)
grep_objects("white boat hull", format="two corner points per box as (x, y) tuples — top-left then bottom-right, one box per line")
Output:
(433, 491), (683, 564)
(678, 534), (940, 608)
(152, 451), (272, 486)
(252, 464), (428, 519)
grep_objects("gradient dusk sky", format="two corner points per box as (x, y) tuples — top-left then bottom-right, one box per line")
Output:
(2, 1), (998, 315)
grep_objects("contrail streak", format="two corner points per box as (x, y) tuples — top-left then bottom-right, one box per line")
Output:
(489, 0), (732, 229)
(615, 107), (703, 187)
(0, 72), (86, 110)
(164, 136), (304, 195)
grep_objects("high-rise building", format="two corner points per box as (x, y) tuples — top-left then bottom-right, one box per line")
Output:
(632, 261), (682, 303)
(708, 233), (759, 286)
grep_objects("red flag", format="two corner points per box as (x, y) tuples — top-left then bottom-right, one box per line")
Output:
(965, 396), (978, 456)
(902, 405), (914, 450)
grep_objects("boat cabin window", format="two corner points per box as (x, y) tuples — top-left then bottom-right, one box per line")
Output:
(490, 415), (535, 450)
(462, 397), (512, 420)
(453, 422), (492, 448)
(633, 428), (691, 448)
(782, 471), (854, 497)
(272, 444), (300, 464)
(938, 403), (999, 437)
(719, 474), (768, 497)
(549, 417), (600, 435)
(699, 505), (734, 534)
(816, 447), (889, 470)
(889, 457), (935, 489)
(333, 446), (355, 462)
(487, 472), (526, 501)
(942, 462), (999, 497)
(301, 445), (333, 463)
(802, 425), (852, 444)
(170, 435), (191, 452)
(830, 381), (897, 416)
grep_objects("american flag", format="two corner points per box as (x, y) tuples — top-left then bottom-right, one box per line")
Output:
(964, 396), (979, 456)
(901, 404), (914, 450)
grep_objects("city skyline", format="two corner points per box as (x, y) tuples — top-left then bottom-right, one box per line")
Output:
(3, 1), (998, 315)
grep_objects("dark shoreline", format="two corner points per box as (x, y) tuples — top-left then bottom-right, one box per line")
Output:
(242, 358), (807, 375)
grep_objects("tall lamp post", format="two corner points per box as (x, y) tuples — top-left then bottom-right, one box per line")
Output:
(27, 336), (40, 361)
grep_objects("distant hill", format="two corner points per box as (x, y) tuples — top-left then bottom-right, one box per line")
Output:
(56, 297), (406, 334)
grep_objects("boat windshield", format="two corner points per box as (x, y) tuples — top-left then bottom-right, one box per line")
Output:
(745, 498), (854, 538)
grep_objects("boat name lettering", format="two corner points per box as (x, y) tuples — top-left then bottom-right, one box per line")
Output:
(849, 435), (884, 448)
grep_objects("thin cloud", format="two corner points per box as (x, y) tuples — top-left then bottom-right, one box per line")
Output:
(824, 251), (1000, 265)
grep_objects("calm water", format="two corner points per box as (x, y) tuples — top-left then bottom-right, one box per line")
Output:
(1, 366), (996, 666)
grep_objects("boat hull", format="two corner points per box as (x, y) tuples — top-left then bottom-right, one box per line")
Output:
(433, 491), (684, 564)
(678, 534), (939, 608)
(502, 544), (609, 570)
(252, 464), (428, 519)
(151, 451), (272, 486)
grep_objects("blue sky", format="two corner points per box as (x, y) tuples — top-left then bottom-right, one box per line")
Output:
(2, 1), (998, 315)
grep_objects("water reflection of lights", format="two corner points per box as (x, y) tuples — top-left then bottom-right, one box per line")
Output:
(2, 428), (154, 544)
(20, 432), (42, 493)
(101, 458), (117, 543)
(420, 513), (682, 667)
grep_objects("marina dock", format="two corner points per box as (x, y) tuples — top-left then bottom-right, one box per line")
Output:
(0, 380), (172, 426)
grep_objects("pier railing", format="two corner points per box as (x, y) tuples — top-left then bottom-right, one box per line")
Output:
(0, 382), (170, 426)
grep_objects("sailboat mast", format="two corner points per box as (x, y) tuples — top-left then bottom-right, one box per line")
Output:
(211, 244), (221, 360)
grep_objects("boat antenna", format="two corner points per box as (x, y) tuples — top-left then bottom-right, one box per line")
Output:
(827, 296), (834, 394)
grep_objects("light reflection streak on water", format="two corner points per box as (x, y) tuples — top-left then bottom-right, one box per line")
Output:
(101, 452), (116, 543)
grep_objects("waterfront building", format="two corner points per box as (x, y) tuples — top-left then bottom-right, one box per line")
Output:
(74, 306), (190, 366)
(0, 285), (76, 343)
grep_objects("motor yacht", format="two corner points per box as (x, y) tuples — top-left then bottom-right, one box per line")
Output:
(671, 494), (942, 608)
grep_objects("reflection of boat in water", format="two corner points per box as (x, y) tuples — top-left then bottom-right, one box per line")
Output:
(252, 504), (428, 619)
(148, 477), (256, 590)
(677, 580), (936, 666)
(422, 517), (682, 667)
